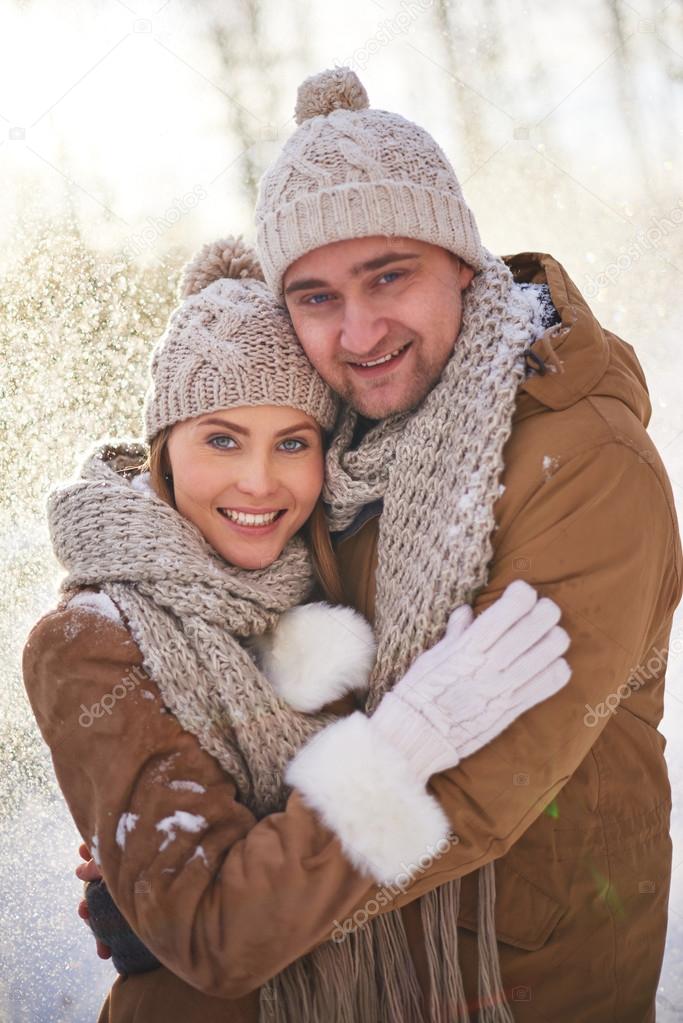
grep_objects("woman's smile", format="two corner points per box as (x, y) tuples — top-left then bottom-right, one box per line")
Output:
(217, 506), (288, 535)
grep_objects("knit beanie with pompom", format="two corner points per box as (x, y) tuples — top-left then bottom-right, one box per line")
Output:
(143, 236), (339, 441)
(255, 66), (486, 298)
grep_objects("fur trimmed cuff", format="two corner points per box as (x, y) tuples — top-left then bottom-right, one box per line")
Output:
(285, 711), (452, 885)
(251, 603), (376, 713)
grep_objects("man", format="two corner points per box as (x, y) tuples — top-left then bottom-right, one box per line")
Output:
(251, 67), (683, 1020)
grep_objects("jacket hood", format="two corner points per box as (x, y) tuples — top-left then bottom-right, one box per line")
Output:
(505, 252), (651, 428)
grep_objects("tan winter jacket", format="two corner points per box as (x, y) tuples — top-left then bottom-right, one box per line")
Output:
(22, 253), (682, 1022)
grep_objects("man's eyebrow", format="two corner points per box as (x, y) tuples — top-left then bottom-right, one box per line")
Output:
(284, 277), (328, 295)
(284, 252), (420, 295)
(350, 252), (420, 275)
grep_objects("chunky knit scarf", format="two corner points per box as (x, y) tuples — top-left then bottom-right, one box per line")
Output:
(320, 251), (557, 1023)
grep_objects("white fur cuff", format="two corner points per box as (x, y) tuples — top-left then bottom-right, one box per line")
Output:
(285, 711), (452, 885)
(252, 602), (376, 713)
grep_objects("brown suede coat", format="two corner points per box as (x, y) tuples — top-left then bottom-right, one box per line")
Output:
(22, 254), (682, 1022)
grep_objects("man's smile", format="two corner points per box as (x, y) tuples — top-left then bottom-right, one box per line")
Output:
(347, 341), (413, 377)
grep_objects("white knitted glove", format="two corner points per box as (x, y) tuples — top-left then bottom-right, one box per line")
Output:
(370, 580), (571, 783)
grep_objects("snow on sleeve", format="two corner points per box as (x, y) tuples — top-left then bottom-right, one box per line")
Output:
(90, 833), (102, 867)
(68, 591), (123, 624)
(188, 845), (209, 867)
(116, 812), (140, 850)
(168, 780), (206, 794)
(542, 455), (561, 481)
(155, 811), (208, 852)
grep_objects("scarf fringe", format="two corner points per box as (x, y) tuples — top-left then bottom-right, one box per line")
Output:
(421, 880), (471, 1022)
(260, 905), (424, 1022)
(261, 867), (515, 1023)
(477, 862), (515, 1023)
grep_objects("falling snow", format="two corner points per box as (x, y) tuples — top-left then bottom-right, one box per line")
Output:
(2, 3), (683, 1020)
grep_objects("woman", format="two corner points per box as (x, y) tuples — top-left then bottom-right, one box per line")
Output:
(23, 237), (571, 1022)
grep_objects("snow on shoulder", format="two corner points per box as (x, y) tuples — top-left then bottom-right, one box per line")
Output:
(67, 590), (123, 624)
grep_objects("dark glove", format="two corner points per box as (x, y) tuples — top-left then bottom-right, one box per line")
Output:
(84, 878), (161, 976)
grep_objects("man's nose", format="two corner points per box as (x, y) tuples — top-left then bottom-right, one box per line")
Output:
(339, 305), (388, 356)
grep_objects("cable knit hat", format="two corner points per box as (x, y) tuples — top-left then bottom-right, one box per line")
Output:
(255, 66), (487, 298)
(143, 236), (339, 441)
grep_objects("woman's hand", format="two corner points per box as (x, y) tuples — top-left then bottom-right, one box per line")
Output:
(75, 842), (112, 960)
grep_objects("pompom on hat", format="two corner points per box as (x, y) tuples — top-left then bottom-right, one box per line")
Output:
(143, 236), (338, 442)
(255, 66), (487, 298)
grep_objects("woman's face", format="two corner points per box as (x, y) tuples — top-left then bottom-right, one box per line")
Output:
(166, 405), (324, 570)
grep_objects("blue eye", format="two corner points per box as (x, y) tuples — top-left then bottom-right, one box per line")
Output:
(279, 438), (307, 452)
(209, 435), (237, 450)
(304, 293), (331, 305)
(378, 270), (401, 284)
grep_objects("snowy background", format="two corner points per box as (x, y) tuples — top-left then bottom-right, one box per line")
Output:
(2, 0), (683, 1018)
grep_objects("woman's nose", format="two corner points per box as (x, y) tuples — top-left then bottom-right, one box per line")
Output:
(233, 459), (280, 498)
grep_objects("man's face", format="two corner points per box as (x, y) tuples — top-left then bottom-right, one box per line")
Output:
(283, 236), (475, 419)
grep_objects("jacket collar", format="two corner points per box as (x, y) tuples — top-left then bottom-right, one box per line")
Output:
(505, 252), (651, 427)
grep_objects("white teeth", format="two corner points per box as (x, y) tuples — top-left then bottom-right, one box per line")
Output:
(358, 344), (408, 368)
(221, 509), (280, 526)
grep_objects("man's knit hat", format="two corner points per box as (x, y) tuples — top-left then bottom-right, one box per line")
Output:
(255, 66), (487, 298)
(143, 237), (339, 442)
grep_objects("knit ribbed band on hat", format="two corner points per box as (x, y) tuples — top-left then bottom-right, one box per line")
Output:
(255, 66), (487, 298)
(143, 237), (339, 441)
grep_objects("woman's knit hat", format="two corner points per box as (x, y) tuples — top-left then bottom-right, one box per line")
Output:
(143, 237), (339, 441)
(255, 66), (487, 298)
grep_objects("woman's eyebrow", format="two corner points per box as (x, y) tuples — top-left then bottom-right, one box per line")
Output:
(284, 252), (419, 294)
(196, 417), (317, 437)
(198, 417), (249, 434)
(273, 422), (318, 437)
